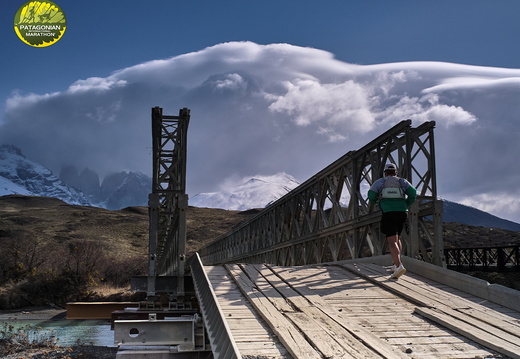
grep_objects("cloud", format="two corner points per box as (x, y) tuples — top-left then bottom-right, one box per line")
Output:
(67, 77), (127, 94)
(268, 79), (375, 140)
(459, 193), (520, 223)
(2, 42), (520, 222)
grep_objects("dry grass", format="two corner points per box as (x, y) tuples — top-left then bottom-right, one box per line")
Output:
(0, 195), (257, 258)
(443, 222), (520, 248)
(0, 195), (257, 308)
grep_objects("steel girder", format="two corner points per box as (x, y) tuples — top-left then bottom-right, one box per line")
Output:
(147, 107), (190, 299)
(199, 120), (445, 267)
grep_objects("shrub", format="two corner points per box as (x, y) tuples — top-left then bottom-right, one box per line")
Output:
(101, 256), (147, 287)
(0, 321), (58, 356)
(0, 235), (148, 309)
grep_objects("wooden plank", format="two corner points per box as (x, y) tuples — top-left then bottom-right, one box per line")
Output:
(286, 312), (358, 359)
(207, 265), (290, 358)
(240, 264), (295, 313)
(276, 264), (505, 359)
(268, 265), (410, 359)
(415, 307), (520, 359)
(358, 262), (520, 334)
(245, 264), (386, 358)
(244, 265), (371, 357)
(225, 264), (321, 359)
(384, 335), (467, 345)
(341, 263), (520, 345)
(457, 307), (520, 337)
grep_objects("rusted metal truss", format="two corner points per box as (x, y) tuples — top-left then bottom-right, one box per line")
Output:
(147, 107), (190, 299)
(199, 120), (445, 267)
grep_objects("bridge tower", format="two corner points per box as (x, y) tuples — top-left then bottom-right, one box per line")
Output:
(113, 108), (211, 356)
(147, 106), (190, 306)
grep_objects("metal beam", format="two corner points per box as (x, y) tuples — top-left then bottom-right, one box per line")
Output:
(189, 253), (242, 358)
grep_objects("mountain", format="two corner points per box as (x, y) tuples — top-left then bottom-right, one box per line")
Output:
(59, 165), (151, 210)
(189, 173), (300, 210)
(100, 171), (151, 210)
(189, 171), (520, 231)
(0, 144), (90, 206)
(0, 144), (151, 210)
(442, 199), (520, 231)
(2, 144), (519, 231)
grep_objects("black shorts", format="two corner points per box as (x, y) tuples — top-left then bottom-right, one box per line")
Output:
(380, 211), (407, 238)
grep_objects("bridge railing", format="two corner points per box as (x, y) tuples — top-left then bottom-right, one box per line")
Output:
(445, 245), (520, 271)
(199, 120), (445, 267)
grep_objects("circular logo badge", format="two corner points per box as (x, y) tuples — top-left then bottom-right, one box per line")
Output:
(14, 1), (67, 47)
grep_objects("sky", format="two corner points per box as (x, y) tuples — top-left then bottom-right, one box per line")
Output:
(1, 0), (520, 222)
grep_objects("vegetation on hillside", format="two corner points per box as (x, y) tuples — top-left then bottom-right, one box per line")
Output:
(0, 195), (256, 309)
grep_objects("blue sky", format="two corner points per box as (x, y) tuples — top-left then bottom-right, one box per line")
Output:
(2, 0), (519, 103)
(2, 1), (520, 222)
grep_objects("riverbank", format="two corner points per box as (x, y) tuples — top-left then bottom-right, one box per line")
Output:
(3, 345), (118, 359)
(1, 307), (117, 359)
(0, 306), (66, 321)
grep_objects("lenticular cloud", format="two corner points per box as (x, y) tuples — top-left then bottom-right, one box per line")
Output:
(2, 41), (520, 221)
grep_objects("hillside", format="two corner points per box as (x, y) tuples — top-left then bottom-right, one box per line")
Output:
(0, 195), (258, 259)
(2, 194), (520, 257)
(1, 194), (520, 308)
(0, 195), (258, 308)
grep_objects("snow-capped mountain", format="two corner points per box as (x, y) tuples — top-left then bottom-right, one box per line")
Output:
(100, 171), (151, 210)
(0, 144), (90, 206)
(0, 144), (151, 210)
(189, 171), (520, 231)
(189, 173), (300, 210)
(59, 164), (151, 209)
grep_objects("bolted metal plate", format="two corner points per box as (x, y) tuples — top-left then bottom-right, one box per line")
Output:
(114, 317), (195, 348)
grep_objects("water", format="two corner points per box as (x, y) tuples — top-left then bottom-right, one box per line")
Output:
(6, 319), (115, 347)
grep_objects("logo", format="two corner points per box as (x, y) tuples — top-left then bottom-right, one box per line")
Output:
(14, 1), (66, 47)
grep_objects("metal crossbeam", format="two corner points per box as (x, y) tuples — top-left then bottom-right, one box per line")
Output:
(199, 120), (445, 266)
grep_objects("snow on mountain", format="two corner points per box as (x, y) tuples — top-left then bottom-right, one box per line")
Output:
(190, 171), (520, 231)
(59, 164), (151, 210)
(100, 171), (151, 210)
(189, 173), (300, 210)
(0, 144), (152, 210)
(0, 144), (90, 206)
(0, 174), (32, 196)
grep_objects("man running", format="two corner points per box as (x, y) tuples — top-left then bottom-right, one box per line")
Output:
(368, 163), (417, 279)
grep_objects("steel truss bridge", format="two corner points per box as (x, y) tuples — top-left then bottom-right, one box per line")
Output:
(199, 119), (444, 267)
(112, 107), (520, 359)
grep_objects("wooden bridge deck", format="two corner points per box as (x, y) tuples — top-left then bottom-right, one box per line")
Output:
(205, 260), (520, 359)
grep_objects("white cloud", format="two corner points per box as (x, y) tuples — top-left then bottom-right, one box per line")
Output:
(212, 73), (246, 91)
(268, 79), (375, 138)
(2, 42), (520, 222)
(459, 193), (520, 223)
(67, 77), (127, 94)
(423, 76), (520, 93)
(375, 94), (477, 128)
